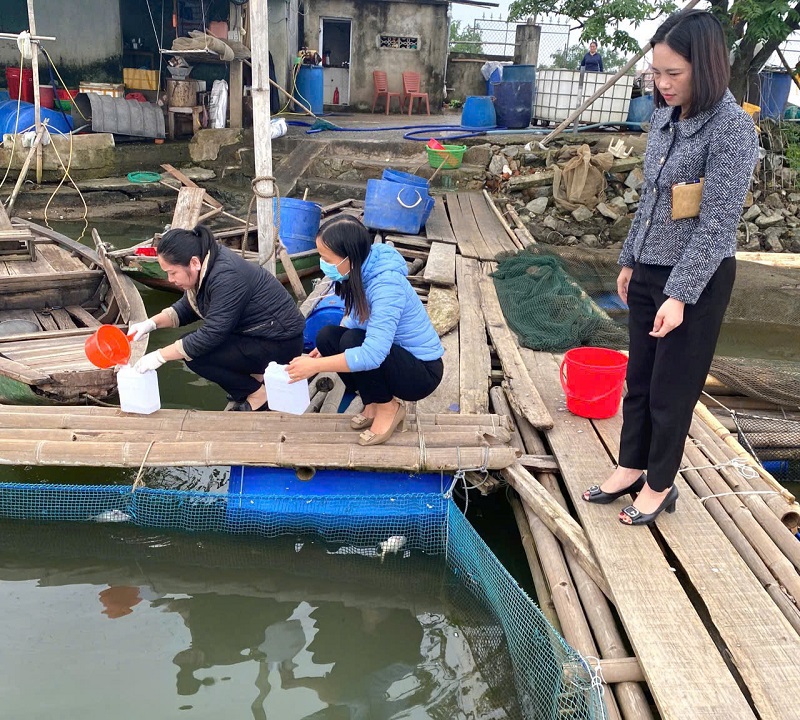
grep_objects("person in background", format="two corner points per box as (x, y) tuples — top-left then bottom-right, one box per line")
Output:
(581, 10), (758, 525)
(581, 41), (604, 72)
(128, 225), (305, 411)
(287, 216), (444, 447)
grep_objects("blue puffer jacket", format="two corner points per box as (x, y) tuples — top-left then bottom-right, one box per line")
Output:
(342, 244), (444, 372)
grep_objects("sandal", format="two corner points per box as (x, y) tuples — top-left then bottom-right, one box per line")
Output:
(582, 473), (646, 504)
(619, 485), (679, 526)
(350, 413), (374, 430)
(358, 403), (406, 446)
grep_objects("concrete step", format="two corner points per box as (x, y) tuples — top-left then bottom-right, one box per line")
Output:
(297, 177), (368, 203)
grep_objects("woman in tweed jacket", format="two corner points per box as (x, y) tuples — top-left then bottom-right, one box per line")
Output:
(582, 10), (759, 525)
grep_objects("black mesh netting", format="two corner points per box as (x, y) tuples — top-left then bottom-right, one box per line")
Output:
(734, 413), (800, 482)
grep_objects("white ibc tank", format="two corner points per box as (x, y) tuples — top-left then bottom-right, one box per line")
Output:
(534, 69), (634, 124)
(264, 361), (310, 415)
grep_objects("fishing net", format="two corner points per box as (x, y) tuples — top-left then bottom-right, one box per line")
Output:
(734, 413), (800, 482)
(0, 479), (606, 720)
(492, 246), (800, 408)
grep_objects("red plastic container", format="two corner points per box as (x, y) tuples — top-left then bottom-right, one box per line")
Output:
(39, 84), (54, 109)
(6, 66), (34, 103)
(560, 347), (628, 419)
(85, 325), (134, 368)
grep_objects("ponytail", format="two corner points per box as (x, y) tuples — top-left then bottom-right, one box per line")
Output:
(157, 225), (219, 268)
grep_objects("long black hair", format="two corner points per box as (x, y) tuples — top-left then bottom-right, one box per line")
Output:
(317, 215), (372, 322)
(156, 225), (219, 268)
(650, 10), (729, 118)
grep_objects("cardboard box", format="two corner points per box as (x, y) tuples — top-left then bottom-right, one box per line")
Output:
(123, 68), (159, 91)
(80, 81), (125, 97)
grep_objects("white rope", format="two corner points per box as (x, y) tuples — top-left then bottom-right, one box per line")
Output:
(700, 489), (779, 504)
(681, 456), (759, 480)
(572, 655), (607, 718)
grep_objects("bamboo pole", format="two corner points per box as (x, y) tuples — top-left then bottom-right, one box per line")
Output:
(679, 461), (800, 636)
(504, 203), (536, 247)
(26, 0), (42, 184)
(694, 402), (795, 503)
(277, 244), (307, 300)
(682, 441), (800, 603)
(503, 463), (611, 600)
(482, 190), (524, 250)
(6, 124), (46, 214)
(508, 492), (562, 632)
(249, 0), (277, 274)
(505, 392), (654, 720)
(0, 438), (519, 471)
(690, 418), (800, 530)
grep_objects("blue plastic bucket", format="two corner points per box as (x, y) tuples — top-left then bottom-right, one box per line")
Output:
(759, 71), (793, 120)
(492, 81), (533, 129)
(0, 99), (73, 135)
(363, 179), (429, 235)
(303, 294), (345, 351)
(295, 64), (324, 115)
(381, 169), (435, 225)
(486, 67), (502, 95)
(627, 94), (654, 124)
(273, 197), (322, 254)
(461, 96), (496, 128)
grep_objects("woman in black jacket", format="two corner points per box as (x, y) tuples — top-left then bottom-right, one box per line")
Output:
(130, 226), (305, 411)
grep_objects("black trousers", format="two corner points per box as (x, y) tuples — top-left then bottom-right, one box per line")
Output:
(619, 259), (735, 492)
(316, 325), (444, 405)
(186, 333), (304, 402)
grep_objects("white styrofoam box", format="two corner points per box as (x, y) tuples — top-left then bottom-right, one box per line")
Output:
(534, 69), (634, 124)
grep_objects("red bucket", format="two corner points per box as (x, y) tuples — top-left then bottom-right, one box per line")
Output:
(560, 347), (628, 419)
(84, 325), (134, 368)
(6, 67), (34, 104)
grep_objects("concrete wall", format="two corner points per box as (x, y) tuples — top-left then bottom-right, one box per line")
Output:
(305, 0), (448, 111)
(446, 52), (511, 103)
(0, 0), (122, 81)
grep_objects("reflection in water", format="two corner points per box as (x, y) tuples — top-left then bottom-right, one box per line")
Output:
(0, 522), (516, 719)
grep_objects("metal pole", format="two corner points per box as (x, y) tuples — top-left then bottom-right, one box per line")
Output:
(249, 0), (277, 275)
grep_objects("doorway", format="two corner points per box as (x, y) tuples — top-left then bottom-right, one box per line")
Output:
(319, 18), (351, 105)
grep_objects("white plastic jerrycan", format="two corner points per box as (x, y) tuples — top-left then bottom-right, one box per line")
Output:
(264, 361), (309, 415)
(117, 365), (161, 414)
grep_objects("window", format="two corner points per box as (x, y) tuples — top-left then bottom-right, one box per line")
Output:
(378, 34), (420, 50)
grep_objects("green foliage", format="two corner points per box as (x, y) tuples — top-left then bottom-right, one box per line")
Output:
(449, 98), (464, 109)
(449, 20), (484, 54)
(781, 123), (800, 175)
(545, 44), (633, 73)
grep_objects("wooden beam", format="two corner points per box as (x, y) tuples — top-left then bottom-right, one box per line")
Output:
(455, 256), (490, 414)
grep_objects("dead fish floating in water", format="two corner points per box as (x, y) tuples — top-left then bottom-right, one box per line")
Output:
(91, 509), (133, 523)
(378, 535), (407, 563)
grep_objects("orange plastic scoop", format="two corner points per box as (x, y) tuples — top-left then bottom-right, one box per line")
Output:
(427, 138), (445, 150)
(85, 325), (135, 368)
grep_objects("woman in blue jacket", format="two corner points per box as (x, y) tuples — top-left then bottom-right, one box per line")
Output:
(287, 216), (444, 446)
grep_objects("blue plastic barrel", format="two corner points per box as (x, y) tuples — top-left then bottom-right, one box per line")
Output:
(502, 65), (536, 85)
(364, 179), (429, 235)
(492, 81), (533, 129)
(486, 67), (502, 95)
(303, 294), (345, 351)
(627, 94), (654, 124)
(0, 99), (73, 135)
(461, 96), (496, 128)
(762, 459), (789, 479)
(759, 71), (793, 120)
(273, 197), (322, 254)
(295, 64), (324, 115)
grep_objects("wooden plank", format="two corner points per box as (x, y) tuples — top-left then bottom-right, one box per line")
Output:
(423, 242), (456, 286)
(467, 192), (519, 256)
(36, 242), (91, 273)
(445, 193), (481, 259)
(273, 143), (327, 198)
(92, 229), (131, 324)
(161, 163), (223, 209)
(34, 310), (59, 332)
(478, 266), (552, 430)
(384, 234), (432, 250)
(455, 256), (489, 414)
(169, 186), (206, 230)
(416, 327), (460, 414)
(456, 193), (495, 260)
(0, 270), (102, 293)
(0, 355), (50, 383)
(50, 308), (77, 330)
(0, 202), (13, 231)
(66, 305), (101, 328)
(594, 412), (800, 719)
(522, 349), (757, 720)
(423, 196), (457, 244)
(2, 251), (53, 276)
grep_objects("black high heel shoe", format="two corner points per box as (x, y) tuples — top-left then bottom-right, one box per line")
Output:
(619, 485), (679, 526)
(582, 473), (645, 504)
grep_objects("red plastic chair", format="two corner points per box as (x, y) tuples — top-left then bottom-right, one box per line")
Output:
(372, 71), (402, 114)
(401, 72), (430, 115)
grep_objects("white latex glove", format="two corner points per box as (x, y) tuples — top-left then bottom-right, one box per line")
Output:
(128, 318), (157, 342)
(133, 350), (166, 373)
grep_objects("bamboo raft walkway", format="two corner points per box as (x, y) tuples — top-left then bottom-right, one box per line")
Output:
(1, 191), (800, 719)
